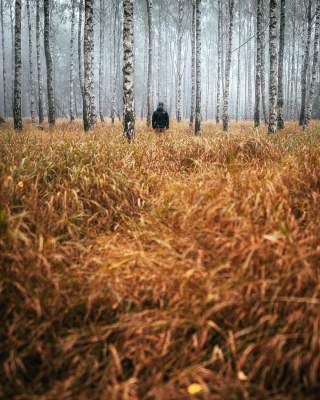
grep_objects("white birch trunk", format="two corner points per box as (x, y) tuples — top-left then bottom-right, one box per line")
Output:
(146, 0), (153, 127)
(216, 0), (222, 124)
(299, 0), (312, 126)
(195, 0), (201, 135)
(69, 0), (76, 121)
(14, 0), (22, 130)
(83, 0), (97, 130)
(277, 0), (286, 129)
(268, 0), (278, 134)
(222, 0), (234, 132)
(190, 0), (196, 127)
(304, 0), (320, 129)
(99, 0), (105, 122)
(123, 0), (135, 141)
(1, 0), (7, 117)
(254, 0), (263, 128)
(36, 0), (44, 123)
(44, 0), (56, 126)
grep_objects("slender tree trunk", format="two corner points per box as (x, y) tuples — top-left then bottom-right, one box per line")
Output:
(299, 0), (312, 126)
(236, 4), (241, 122)
(289, 0), (296, 120)
(69, 0), (76, 121)
(83, 0), (96, 130)
(216, 0), (222, 124)
(78, 0), (87, 127)
(123, 0), (135, 141)
(268, 0), (278, 134)
(111, 1), (118, 124)
(99, 0), (104, 122)
(36, 0), (44, 123)
(176, 0), (183, 122)
(13, 0), (22, 130)
(304, 0), (320, 129)
(195, 0), (201, 135)
(190, 0), (196, 127)
(26, 0), (35, 123)
(44, 0), (56, 126)
(247, 17), (253, 120)
(277, 0), (286, 129)
(1, 0), (7, 117)
(260, 8), (268, 125)
(222, 0), (234, 132)
(254, 0), (263, 128)
(146, 0), (153, 127)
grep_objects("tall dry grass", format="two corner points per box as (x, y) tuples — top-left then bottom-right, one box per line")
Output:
(0, 120), (320, 399)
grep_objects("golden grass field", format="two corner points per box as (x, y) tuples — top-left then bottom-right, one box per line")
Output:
(1, 119), (320, 399)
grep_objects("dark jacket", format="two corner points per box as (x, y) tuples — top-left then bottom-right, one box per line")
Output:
(152, 106), (169, 129)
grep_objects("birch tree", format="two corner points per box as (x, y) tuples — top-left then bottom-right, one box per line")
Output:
(195, 0), (201, 136)
(304, 0), (320, 129)
(216, 0), (222, 124)
(36, 0), (44, 123)
(69, 0), (76, 121)
(26, 0), (35, 123)
(146, 0), (153, 127)
(222, 0), (235, 132)
(190, 0), (196, 127)
(83, 0), (97, 130)
(277, 0), (285, 129)
(1, 0), (7, 117)
(123, 0), (135, 141)
(254, 0), (263, 128)
(268, 0), (278, 134)
(176, 0), (183, 122)
(99, 0), (104, 122)
(44, 0), (56, 126)
(299, 0), (312, 126)
(260, 7), (268, 125)
(13, 0), (22, 130)
(78, 0), (88, 127)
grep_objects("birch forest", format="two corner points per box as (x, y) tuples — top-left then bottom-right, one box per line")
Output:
(1, 1), (320, 399)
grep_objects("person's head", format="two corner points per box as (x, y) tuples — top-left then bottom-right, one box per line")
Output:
(157, 102), (164, 111)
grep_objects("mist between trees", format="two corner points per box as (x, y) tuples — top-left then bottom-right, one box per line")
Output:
(1, 0), (320, 135)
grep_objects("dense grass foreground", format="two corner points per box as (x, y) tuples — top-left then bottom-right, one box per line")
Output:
(1, 120), (320, 399)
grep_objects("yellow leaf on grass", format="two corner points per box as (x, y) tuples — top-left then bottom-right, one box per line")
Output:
(237, 370), (248, 381)
(17, 181), (24, 188)
(187, 383), (203, 395)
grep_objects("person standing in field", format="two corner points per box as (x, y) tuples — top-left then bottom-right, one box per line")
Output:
(152, 102), (169, 133)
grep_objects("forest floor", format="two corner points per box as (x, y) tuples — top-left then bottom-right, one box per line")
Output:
(1, 120), (320, 399)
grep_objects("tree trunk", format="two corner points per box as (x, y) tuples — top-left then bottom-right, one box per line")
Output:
(289, 0), (296, 120)
(260, 8), (268, 125)
(190, 0), (196, 127)
(254, 0), (263, 128)
(216, 0), (222, 124)
(69, 0), (76, 121)
(236, 4), (241, 123)
(1, 0), (7, 117)
(44, 0), (56, 126)
(13, 0), (22, 130)
(304, 0), (320, 129)
(195, 0), (201, 135)
(111, 1), (118, 124)
(99, 0), (105, 122)
(14, 0), (22, 130)
(299, 0), (312, 126)
(123, 0), (135, 141)
(222, 0), (234, 132)
(83, 0), (97, 130)
(176, 0), (183, 122)
(146, 0), (153, 127)
(277, 0), (286, 129)
(268, 0), (278, 134)
(36, 0), (44, 123)
(78, 0), (87, 128)
(26, 0), (35, 123)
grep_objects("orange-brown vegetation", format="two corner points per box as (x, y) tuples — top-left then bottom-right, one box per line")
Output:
(1, 120), (320, 399)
